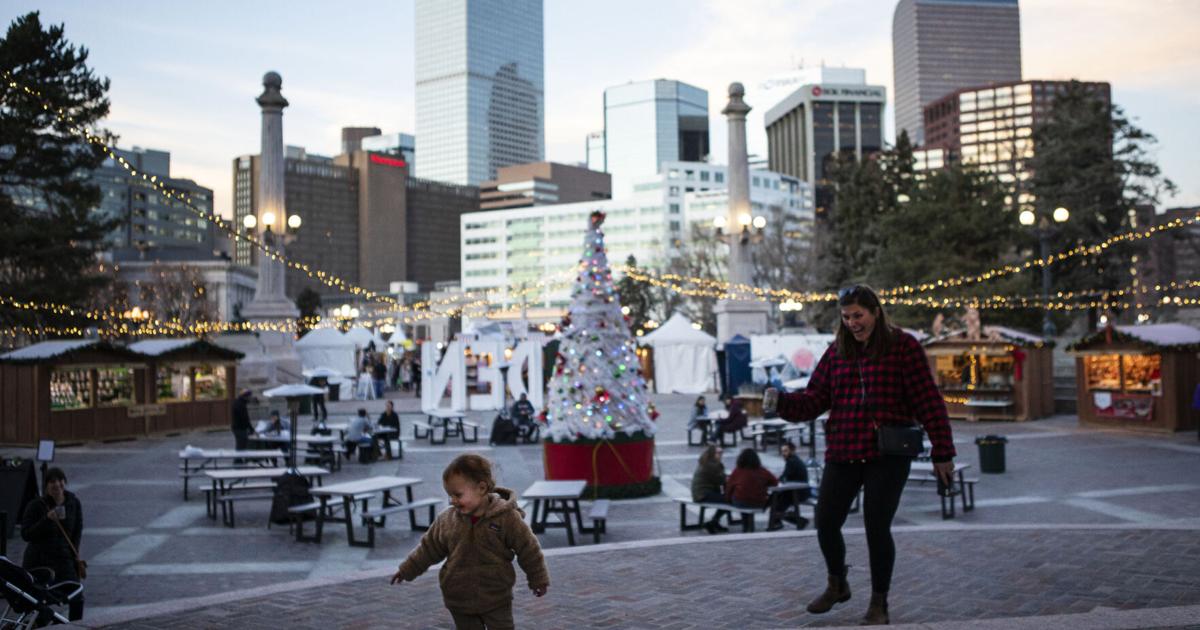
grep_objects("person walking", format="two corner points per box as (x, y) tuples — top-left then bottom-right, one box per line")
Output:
(21, 467), (85, 621)
(391, 453), (548, 628)
(231, 389), (253, 452)
(764, 285), (956, 625)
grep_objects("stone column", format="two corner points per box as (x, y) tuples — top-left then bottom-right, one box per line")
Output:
(723, 82), (753, 287)
(239, 72), (301, 389)
(714, 82), (771, 346)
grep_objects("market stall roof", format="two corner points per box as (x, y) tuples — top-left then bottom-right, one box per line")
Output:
(0, 339), (146, 364)
(926, 325), (1048, 347)
(639, 313), (716, 347)
(128, 338), (243, 360)
(295, 327), (352, 348)
(345, 326), (385, 349)
(1069, 323), (1200, 352)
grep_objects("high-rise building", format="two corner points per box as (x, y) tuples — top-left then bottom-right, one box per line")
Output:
(96, 147), (219, 261)
(479, 162), (611, 211)
(921, 79), (1111, 211)
(361, 132), (416, 167)
(585, 131), (605, 172)
(892, 0), (1022, 146)
(233, 133), (478, 298)
(603, 79), (709, 195)
(763, 77), (886, 188)
(414, 0), (544, 186)
(341, 126), (382, 154)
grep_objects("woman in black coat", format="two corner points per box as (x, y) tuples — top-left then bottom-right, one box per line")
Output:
(21, 466), (85, 621)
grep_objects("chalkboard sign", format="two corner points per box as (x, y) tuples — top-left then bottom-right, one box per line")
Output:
(0, 458), (38, 539)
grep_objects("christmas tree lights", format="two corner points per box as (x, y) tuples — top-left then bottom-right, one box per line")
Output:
(545, 211), (655, 441)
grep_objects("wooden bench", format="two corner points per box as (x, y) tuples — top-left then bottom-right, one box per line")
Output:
(287, 501), (325, 543)
(359, 498), (443, 547)
(586, 499), (610, 544)
(413, 421), (447, 445)
(672, 497), (762, 532)
(203, 481), (275, 518)
(906, 474), (977, 519)
(217, 491), (277, 528)
(459, 420), (480, 443)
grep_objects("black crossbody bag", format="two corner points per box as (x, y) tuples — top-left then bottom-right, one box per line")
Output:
(857, 358), (924, 458)
(874, 421), (925, 458)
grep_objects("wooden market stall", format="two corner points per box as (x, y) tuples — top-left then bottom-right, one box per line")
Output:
(1068, 323), (1200, 433)
(0, 340), (151, 445)
(924, 326), (1055, 421)
(0, 338), (242, 446)
(127, 338), (242, 434)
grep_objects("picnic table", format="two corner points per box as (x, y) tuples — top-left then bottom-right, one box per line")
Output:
(688, 410), (729, 445)
(413, 409), (478, 444)
(177, 449), (283, 501)
(308, 476), (434, 547)
(909, 461), (976, 518)
(523, 480), (596, 546)
(249, 433), (344, 470)
(203, 466), (329, 527)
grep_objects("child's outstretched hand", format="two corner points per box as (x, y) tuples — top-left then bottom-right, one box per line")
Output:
(390, 569), (405, 585)
(532, 585), (547, 597)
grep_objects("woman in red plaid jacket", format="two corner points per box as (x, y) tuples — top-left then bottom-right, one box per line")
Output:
(764, 285), (956, 625)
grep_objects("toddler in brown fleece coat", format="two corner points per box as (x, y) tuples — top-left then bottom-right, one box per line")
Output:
(391, 453), (549, 629)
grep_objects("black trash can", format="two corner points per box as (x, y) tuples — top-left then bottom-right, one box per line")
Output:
(975, 435), (1007, 473)
(327, 382), (341, 402)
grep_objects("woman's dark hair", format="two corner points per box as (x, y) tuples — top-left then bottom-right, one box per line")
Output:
(835, 285), (897, 360)
(698, 444), (721, 466)
(735, 448), (761, 469)
(443, 453), (497, 494)
(44, 467), (67, 488)
(695, 396), (706, 407)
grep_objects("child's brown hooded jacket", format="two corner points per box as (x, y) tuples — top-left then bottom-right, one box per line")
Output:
(396, 487), (549, 614)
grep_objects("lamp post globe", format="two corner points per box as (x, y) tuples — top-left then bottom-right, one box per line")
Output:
(1053, 206), (1070, 223)
(243, 214), (257, 230)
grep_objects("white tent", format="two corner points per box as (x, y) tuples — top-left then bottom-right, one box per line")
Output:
(639, 313), (718, 394)
(345, 326), (385, 350)
(295, 327), (357, 378)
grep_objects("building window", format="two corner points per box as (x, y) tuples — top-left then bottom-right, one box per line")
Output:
(700, 171), (710, 182)
(714, 172), (724, 183)
(669, 203), (680, 214)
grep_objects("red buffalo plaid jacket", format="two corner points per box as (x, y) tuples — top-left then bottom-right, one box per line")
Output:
(777, 330), (956, 463)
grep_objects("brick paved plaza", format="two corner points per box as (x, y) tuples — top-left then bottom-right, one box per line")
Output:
(6, 391), (1200, 628)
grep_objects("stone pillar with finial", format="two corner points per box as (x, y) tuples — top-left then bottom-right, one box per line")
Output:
(715, 82), (771, 348)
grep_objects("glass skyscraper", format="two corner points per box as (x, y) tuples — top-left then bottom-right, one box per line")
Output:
(892, 0), (1022, 146)
(602, 79), (709, 195)
(415, 0), (544, 186)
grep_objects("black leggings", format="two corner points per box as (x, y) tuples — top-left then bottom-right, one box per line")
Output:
(815, 456), (912, 593)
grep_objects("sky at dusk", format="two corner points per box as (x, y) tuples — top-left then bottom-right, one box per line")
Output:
(4, 0), (1197, 219)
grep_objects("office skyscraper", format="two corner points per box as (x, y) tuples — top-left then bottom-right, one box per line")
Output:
(414, 0), (544, 186)
(892, 0), (1022, 146)
(603, 79), (709, 195)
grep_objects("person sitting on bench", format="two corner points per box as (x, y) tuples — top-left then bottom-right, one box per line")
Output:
(510, 393), (536, 441)
(713, 397), (748, 443)
(689, 395), (708, 431)
(345, 408), (375, 459)
(770, 440), (811, 530)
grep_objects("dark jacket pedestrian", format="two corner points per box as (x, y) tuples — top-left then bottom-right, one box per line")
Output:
(780, 449), (812, 502)
(231, 389), (253, 451)
(690, 445), (730, 533)
(378, 404), (401, 431)
(715, 398), (748, 439)
(22, 468), (84, 620)
(725, 449), (778, 508)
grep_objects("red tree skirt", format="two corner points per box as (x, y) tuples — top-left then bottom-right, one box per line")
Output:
(543, 434), (655, 487)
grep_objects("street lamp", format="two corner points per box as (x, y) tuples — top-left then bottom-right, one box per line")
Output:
(1021, 206), (1069, 338)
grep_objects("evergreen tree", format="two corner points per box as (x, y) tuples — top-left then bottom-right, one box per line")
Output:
(0, 12), (115, 335)
(295, 287), (322, 336)
(545, 212), (654, 441)
(1026, 81), (1176, 315)
(614, 255), (652, 334)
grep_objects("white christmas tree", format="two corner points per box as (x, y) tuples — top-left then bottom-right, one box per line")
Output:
(545, 211), (655, 441)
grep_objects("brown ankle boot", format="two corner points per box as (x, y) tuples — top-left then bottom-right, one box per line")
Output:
(805, 567), (851, 614)
(860, 591), (888, 625)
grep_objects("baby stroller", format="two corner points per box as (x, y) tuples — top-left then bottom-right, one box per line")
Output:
(0, 555), (83, 628)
